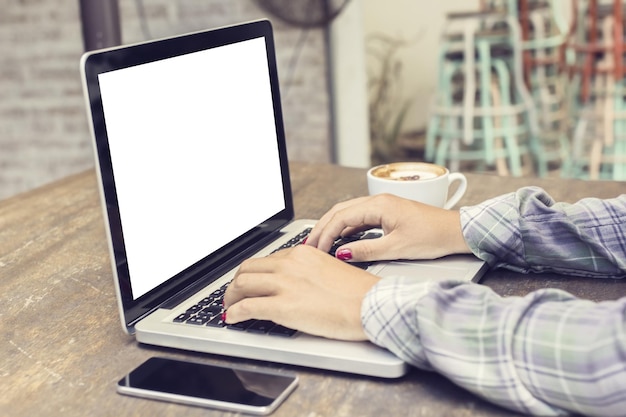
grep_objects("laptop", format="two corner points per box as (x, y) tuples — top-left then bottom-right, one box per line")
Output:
(80, 20), (487, 379)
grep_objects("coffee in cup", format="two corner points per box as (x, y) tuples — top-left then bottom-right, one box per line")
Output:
(367, 162), (467, 209)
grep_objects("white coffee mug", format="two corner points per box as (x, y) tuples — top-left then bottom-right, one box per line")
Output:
(367, 162), (467, 209)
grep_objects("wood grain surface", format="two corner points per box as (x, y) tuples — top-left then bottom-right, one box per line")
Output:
(1, 162), (624, 417)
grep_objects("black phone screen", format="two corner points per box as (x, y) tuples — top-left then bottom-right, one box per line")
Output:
(117, 357), (297, 407)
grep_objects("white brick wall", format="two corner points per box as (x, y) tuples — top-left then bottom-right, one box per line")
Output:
(0, 0), (332, 200)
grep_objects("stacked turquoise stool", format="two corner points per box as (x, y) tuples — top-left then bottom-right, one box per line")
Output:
(425, 11), (537, 176)
(567, 0), (626, 180)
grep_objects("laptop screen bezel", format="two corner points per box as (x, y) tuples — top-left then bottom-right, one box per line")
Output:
(81, 20), (294, 332)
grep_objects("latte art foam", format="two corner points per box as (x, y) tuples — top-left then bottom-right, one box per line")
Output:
(389, 171), (438, 181)
(371, 163), (446, 182)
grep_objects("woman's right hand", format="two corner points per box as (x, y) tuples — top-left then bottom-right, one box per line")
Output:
(305, 194), (471, 262)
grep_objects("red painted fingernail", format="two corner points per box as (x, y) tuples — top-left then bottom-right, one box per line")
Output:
(336, 248), (352, 261)
(302, 237), (308, 244)
(221, 311), (227, 322)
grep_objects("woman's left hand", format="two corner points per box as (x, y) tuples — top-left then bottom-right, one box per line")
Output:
(223, 244), (380, 341)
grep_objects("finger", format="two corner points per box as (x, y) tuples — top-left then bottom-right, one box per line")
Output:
(232, 251), (292, 278)
(224, 296), (280, 324)
(223, 272), (277, 309)
(305, 197), (370, 248)
(308, 200), (382, 252)
(334, 235), (395, 262)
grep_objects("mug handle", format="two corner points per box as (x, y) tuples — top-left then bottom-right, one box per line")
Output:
(444, 173), (467, 209)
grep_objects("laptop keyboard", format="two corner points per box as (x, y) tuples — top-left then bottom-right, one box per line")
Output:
(172, 282), (298, 336)
(172, 227), (382, 337)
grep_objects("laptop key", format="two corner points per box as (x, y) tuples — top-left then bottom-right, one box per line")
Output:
(227, 319), (255, 331)
(197, 297), (214, 306)
(187, 316), (210, 325)
(268, 324), (297, 337)
(206, 314), (226, 328)
(173, 313), (191, 323)
(272, 228), (312, 254)
(246, 320), (275, 334)
(201, 303), (223, 316)
(186, 304), (203, 314)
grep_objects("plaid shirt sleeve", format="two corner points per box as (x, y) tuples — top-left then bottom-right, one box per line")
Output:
(461, 186), (626, 277)
(361, 187), (626, 417)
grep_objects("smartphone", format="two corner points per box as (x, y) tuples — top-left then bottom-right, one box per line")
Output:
(117, 357), (298, 415)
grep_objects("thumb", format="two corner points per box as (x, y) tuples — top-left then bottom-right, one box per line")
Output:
(335, 238), (391, 262)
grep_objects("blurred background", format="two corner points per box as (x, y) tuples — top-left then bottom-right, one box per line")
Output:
(2, 0), (623, 201)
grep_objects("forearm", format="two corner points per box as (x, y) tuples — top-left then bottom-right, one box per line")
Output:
(461, 187), (626, 277)
(362, 278), (626, 416)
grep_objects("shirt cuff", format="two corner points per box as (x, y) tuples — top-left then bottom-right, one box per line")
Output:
(460, 192), (528, 272)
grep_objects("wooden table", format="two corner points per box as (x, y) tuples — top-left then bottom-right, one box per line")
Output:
(2, 162), (624, 417)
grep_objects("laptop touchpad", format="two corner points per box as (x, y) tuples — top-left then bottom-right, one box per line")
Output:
(372, 258), (477, 282)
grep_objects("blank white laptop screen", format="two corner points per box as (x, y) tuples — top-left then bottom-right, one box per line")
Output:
(97, 37), (285, 299)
